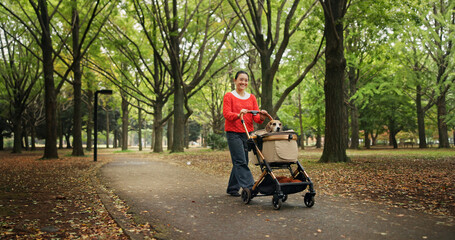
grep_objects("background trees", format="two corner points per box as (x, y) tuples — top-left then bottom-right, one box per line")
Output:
(0, 1), (453, 158)
(0, 23), (41, 153)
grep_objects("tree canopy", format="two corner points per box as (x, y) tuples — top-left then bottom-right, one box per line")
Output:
(0, 0), (454, 160)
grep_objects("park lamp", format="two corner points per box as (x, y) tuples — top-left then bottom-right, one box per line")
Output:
(94, 89), (113, 162)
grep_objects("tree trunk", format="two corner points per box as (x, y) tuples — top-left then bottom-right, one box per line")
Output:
(106, 109), (110, 148)
(202, 125), (208, 148)
(118, 128), (122, 148)
(388, 119), (400, 149)
(58, 117), (64, 149)
(168, 14), (185, 152)
(171, 73), (185, 152)
(261, 53), (273, 117)
(391, 131), (398, 149)
(71, 2), (84, 156)
(23, 128), (29, 151)
(167, 116), (174, 151)
(364, 130), (370, 149)
(143, 130), (146, 148)
(65, 134), (72, 148)
(86, 89), (93, 151)
(113, 128), (118, 148)
(298, 87), (305, 150)
(40, 0), (59, 159)
(371, 130), (378, 146)
(150, 129), (154, 150)
(452, 128), (455, 147)
(153, 103), (164, 152)
(30, 124), (36, 151)
(416, 85), (427, 148)
(12, 109), (23, 153)
(138, 105), (142, 151)
(319, 0), (349, 163)
(121, 95), (129, 151)
(436, 94), (450, 148)
(72, 71), (83, 154)
(348, 67), (359, 149)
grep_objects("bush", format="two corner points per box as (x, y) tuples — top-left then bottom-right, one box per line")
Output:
(207, 133), (227, 150)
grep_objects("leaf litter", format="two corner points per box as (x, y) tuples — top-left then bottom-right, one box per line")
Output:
(1, 147), (453, 238)
(0, 150), (156, 239)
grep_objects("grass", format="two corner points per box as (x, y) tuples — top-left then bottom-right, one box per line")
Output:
(113, 149), (135, 153)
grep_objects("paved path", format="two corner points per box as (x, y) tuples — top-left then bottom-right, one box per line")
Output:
(98, 155), (454, 240)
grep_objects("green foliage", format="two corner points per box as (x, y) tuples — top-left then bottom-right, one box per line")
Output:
(188, 120), (201, 142)
(0, 0), (454, 154)
(207, 133), (227, 150)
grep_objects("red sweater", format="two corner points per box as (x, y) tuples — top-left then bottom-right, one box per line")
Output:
(223, 91), (263, 132)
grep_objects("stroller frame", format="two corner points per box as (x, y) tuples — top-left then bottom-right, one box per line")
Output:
(240, 111), (316, 210)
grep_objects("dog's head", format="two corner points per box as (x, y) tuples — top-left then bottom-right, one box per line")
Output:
(265, 120), (282, 133)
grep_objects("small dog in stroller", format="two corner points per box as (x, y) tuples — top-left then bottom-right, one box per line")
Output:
(265, 120), (282, 133)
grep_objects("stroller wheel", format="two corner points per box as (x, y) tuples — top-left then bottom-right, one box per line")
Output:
(282, 194), (288, 202)
(304, 192), (315, 208)
(272, 195), (282, 210)
(241, 188), (252, 204)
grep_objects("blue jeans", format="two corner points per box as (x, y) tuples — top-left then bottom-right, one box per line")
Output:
(226, 132), (254, 193)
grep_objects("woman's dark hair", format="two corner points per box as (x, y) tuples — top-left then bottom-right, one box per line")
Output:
(234, 70), (249, 80)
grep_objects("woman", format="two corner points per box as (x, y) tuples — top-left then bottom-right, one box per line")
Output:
(223, 70), (267, 196)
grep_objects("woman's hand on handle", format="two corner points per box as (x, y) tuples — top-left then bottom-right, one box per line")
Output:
(238, 109), (248, 119)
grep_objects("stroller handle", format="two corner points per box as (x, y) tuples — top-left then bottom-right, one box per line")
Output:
(239, 110), (273, 122)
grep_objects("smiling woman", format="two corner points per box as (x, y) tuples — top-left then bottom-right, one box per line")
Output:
(222, 70), (268, 196)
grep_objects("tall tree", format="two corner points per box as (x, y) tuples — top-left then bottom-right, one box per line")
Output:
(397, 34), (434, 148)
(24, 95), (45, 151)
(2, 0), (117, 157)
(318, 0), (350, 162)
(0, 24), (41, 153)
(132, 0), (238, 152)
(83, 71), (96, 151)
(55, 0), (116, 156)
(97, 14), (174, 153)
(424, 0), (454, 148)
(33, 0), (59, 158)
(343, 0), (396, 149)
(1, 0), (67, 158)
(229, 0), (322, 118)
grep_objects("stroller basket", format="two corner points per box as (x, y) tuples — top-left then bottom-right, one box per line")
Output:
(257, 174), (307, 195)
(249, 131), (299, 165)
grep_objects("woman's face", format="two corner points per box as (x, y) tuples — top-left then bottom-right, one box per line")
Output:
(234, 73), (248, 92)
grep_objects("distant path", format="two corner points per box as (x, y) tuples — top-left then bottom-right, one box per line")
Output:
(98, 154), (454, 240)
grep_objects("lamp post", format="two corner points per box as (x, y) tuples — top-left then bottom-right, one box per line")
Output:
(94, 89), (113, 162)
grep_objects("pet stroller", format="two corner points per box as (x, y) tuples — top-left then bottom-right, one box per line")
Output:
(240, 111), (316, 210)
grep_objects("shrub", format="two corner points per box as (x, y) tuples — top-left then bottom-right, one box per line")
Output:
(207, 133), (227, 150)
